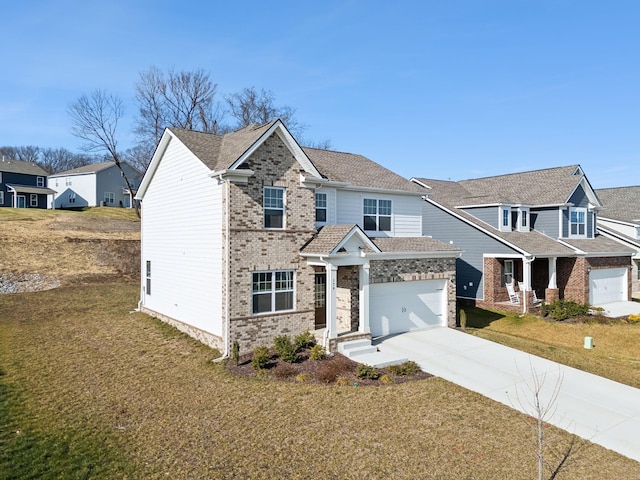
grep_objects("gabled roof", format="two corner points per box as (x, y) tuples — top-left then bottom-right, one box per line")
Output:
(414, 165), (597, 206)
(0, 159), (49, 177)
(49, 161), (140, 178)
(596, 186), (640, 224)
(300, 225), (379, 255)
(141, 120), (421, 197)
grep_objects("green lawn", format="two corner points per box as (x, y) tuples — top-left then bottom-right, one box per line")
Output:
(1, 284), (638, 479)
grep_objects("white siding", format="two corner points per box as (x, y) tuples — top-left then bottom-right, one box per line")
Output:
(140, 138), (224, 338)
(599, 219), (638, 239)
(335, 190), (422, 237)
(50, 173), (97, 208)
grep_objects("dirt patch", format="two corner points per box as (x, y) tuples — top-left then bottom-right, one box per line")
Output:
(225, 349), (432, 386)
(0, 273), (61, 293)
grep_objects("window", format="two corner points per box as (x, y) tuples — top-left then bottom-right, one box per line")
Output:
(363, 199), (392, 232)
(502, 209), (510, 227)
(30, 194), (38, 207)
(570, 208), (586, 236)
(503, 260), (514, 285)
(0, 172), (3, 183)
(0, 191), (4, 204)
(68, 193), (76, 204)
(315, 192), (327, 222)
(145, 261), (151, 295)
(37, 176), (44, 187)
(66, 178), (72, 186)
(104, 192), (115, 205)
(521, 211), (527, 227)
(252, 270), (294, 314)
(264, 187), (285, 228)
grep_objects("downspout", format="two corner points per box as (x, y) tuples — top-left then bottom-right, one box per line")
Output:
(522, 255), (536, 314)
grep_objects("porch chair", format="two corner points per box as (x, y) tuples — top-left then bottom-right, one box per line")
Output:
(518, 282), (541, 305)
(505, 282), (520, 304)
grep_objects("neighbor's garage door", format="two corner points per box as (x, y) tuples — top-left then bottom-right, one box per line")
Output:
(589, 267), (627, 305)
(370, 280), (446, 337)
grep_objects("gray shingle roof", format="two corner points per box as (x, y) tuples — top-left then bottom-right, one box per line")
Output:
(596, 186), (640, 223)
(372, 236), (460, 253)
(416, 165), (585, 206)
(562, 235), (636, 255)
(300, 225), (362, 255)
(169, 122), (422, 193)
(50, 161), (133, 177)
(0, 159), (49, 176)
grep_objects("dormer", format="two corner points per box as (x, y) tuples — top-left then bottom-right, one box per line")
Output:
(516, 207), (530, 232)
(498, 205), (512, 232)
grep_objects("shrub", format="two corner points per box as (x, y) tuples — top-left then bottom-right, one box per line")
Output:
(541, 300), (589, 321)
(295, 373), (310, 383)
(232, 340), (240, 366)
(387, 361), (421, 376)
(309, 344), (325, 361)
(294, 331), (316, 351)
(379, 374), (394, 384)
(355, 364), (380, 380)
(251, 345), (271, 370)
(628, 314), (640, 323)
(274, 335), (298, 363)
(335, 376), (350, 386)
(317, 356), (352, 383)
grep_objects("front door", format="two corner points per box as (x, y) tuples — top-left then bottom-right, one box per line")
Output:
(16, 195), (26, 208)
(314, 273), (326, 328)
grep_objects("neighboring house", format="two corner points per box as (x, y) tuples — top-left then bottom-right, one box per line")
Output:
(595, 186), (640, 295)
(48, 161), (143, 209)
(136, 120), (460, 354)
(411, 165), (634, 312)
(0, 158), (55, 209)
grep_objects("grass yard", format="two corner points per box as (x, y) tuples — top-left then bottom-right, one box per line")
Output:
(1, 283), (639, 479)
(463, 307), (640, 389)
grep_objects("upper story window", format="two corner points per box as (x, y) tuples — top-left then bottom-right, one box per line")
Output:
(252, 270), (294, 314)
(66, 178), (72, 186)
(264, 187), (285, 229)
(569, 207), (586, 237)
(0, 172), (3, 183)
(315, 192), (327, 223)
(517, 208), (529, 232)
(37, 176), (44, 187)
(363, 198), (391, 232)
(499, 207), (511, 231)
(636, 226), (640, 239)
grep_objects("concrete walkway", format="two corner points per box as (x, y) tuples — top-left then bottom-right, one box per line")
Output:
(375, 328), (640, 463)
(595, 300), (640, 318)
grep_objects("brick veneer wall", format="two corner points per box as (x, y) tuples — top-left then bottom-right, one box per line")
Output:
(226, 134), (317, 351)
(369, 257), (457, 327)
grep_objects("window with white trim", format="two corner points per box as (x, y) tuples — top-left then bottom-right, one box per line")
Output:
(66, 178), (72, 186)
(104, 192), (115, 205)
(264, 187), (285, 229)
(68, 192), (76, 204)
(363, 198), (392, 232)
(499, 207), (511, 231)
(145, 261), (151, 295)
(252, 270), (294, 314)
(0, 191), (4, 204)
(0, 172), (2, 183)
(569, 207), (586, 237)
(30, 194), (38, 207)
(37, 176), (44, 187)
(315, 192), (327, 222)
(503, 259), (514, 285)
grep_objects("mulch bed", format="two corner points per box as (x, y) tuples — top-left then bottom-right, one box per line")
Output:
(225, 348), (433, 386)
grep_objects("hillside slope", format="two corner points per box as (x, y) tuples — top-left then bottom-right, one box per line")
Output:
(0, 208), (140, 292)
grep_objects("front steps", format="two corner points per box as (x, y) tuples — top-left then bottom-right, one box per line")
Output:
(337, 339), (409, 368)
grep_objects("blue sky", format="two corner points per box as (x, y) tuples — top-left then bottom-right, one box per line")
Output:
(2, 0), (639, 188)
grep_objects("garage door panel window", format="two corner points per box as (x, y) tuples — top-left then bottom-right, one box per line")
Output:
(252, 270), (294, 314)
(363, 198), (391, 232)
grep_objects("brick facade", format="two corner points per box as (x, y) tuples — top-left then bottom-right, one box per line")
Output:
(337, 266), (359, 332)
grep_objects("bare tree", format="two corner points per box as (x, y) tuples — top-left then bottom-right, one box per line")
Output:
(0, 146), (40, 164)
(68, 90), (140, 216)
(40, 148), (94, 174)
(225, 87), (306, 136)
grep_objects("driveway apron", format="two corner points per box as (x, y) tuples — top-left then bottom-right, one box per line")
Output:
(375, 328), (640, 463)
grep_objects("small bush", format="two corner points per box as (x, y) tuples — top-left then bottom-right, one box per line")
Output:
(335, 376), (350, 386)
(232, 340), (240, 366)
(251, 345), (271, 370)
(294, 331), (316, 351)
(628, 314), (640, 323)
(355, 364), (380, 380)
(274, 335), (298, 363)
(541, 300), (589, 321)
(295, 373), (310, 383)
(379, 374), (394, 384)
(273, 363), (297, 379)
(309, 344), (325, 361)
(387, 361), (421, 376)
(317, 356), (352, 383)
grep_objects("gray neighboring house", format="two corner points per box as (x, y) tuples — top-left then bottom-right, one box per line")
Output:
(0, 158), (55, 209)
(48, 161), (143, 209)
(596, 186), (640, 295)
(412, 165), (634, 312)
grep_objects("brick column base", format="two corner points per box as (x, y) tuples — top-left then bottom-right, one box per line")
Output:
(545, 288), (559, 302)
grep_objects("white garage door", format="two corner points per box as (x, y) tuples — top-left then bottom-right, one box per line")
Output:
(370, 280), (446, 337)
(589, 268), (627, 305)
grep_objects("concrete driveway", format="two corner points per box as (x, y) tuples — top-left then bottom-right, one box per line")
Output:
(375, 328), (640, 463)
(595, 301), (640, 318)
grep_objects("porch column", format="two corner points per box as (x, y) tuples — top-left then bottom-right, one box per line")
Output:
(358, 261), (370, 334)
(325, 264), (338, 340)
(522, 256), (533, 290)
(548, 257), (557, 288)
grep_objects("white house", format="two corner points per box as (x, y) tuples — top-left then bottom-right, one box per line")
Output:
(48, 161), (142, 209)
